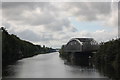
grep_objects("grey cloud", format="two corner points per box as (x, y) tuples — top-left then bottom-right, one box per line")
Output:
(18, 29), (41, 42)
(45, 18), (71, 31)
(2, 2), (117, 48)
(2, 2), (114, 25)
(2, 2), (49, 10)
(2, 2), (112, 26)
(66, 2), (111, 21)
(24, 12), (56, 26)
(2, 22), (11, 29)
(17, 29), (54, 42)
(2, 2), (59, 26)
(89, 2), (111, 14)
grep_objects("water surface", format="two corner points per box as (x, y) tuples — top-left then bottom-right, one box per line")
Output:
(3, 52), (107, 78)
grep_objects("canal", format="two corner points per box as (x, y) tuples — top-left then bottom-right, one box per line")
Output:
(3, 52), (108, 78)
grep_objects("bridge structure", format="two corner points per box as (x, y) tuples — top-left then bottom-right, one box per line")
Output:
(60, 38), (99, 65)
(63, 38), (99, 53)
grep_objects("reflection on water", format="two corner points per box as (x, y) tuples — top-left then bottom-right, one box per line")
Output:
(95, 64), (120, 80)
(2, 52), (115, 78)
(63, 52), (120, 80)
(2, 60), (23, 77)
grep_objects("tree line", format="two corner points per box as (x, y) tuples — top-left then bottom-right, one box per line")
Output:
(59, 37), (120, 79)
(93, 38), (120, 79)
(93, 38), (120, 71)
(59, 38), (120, 71)
(1, 27), (56, 67)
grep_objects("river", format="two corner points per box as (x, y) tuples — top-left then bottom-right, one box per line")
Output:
(3, 52), (108, 78)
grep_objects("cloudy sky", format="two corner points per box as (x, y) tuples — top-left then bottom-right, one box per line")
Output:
(2, 2), (118, 48)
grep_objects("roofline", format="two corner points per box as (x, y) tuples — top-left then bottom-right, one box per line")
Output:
(69, 38), (83, 45)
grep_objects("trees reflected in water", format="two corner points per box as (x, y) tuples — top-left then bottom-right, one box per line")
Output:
(60, 52), (120, 80)
(95, 64), (120, 80)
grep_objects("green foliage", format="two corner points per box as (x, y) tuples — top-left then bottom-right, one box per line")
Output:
(93, 38), (120, 71)
(59, 45), (67, 58)
(1, 27), (55, 67)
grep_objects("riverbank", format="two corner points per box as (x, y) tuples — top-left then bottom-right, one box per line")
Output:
(3, 52), (106, 78)
(59, 38), (120, 68)
(59, 38), (120, 80)
(93, 38), (120, 80)
(1, 27), (56, 67)
(93, 38), (120, 69)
